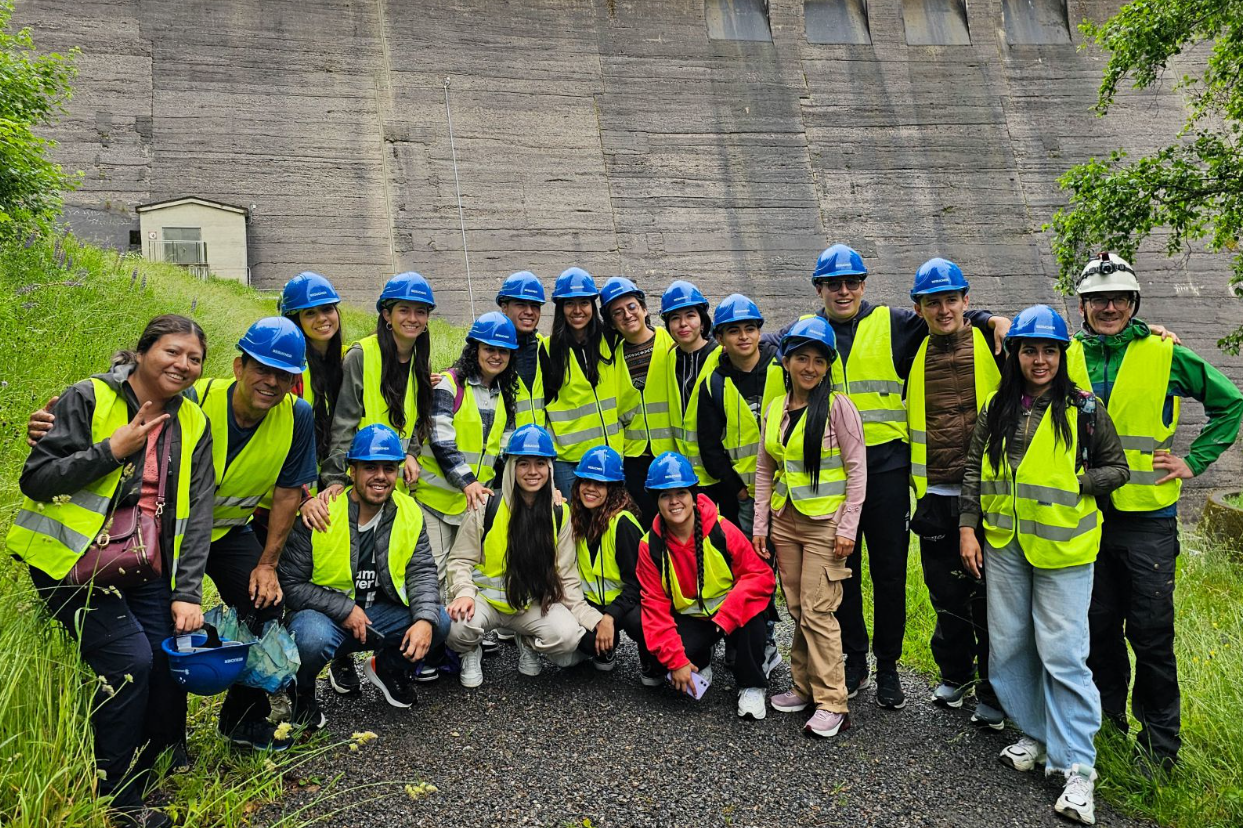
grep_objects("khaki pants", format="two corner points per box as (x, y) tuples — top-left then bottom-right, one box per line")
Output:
(423, 509), (459, 599)
(771, 507), (851, 712)
(448, 596), (584, 656)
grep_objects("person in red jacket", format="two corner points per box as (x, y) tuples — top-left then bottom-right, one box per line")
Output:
(636, 451), (776, 720)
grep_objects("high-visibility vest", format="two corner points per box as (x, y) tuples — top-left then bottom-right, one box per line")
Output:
(704, 359), (786, 496)
(1067, 336), (1181, 512)
(645, 516), (733, 617)
(543, 339), (626, 462)
(196, 378), (295, 541)
(309, 488), (424, 603)
(619, 328), (675, 457)
(514, 334), (547, 429)
(822, 308), (908, 446)
(661, 343), (722, 485)
(907, 328), (1001, 498)
(7, 379), (206, 584)
(762, 394), (849, 516)
(576, 510), (641, 606)
(472, 497), (571, 613)
(357, 334), (418, 447)
(979, 393), (1101, 568)
(415, 371), (508, 516)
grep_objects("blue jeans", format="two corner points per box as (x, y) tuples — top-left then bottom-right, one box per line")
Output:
(986, 538), (1100, 772)
(553, 460), (579, 501)
(289, 602), (451, 690)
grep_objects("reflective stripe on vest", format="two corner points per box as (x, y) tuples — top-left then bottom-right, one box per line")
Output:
(646, 516), (734, 617)
(514, 332), (547, 429)
(662, 342), (722, 485)
(762, 394), (848, 516)
(196, 378), (296, 541)
(621, 328), (675, 457)
(416, 372), (508, 516)
(907, 328), (1000, 499)
(310, 488), (425, 603)
(7, 378), (206, 585)
(357, 334), (418, 446)
(544, 339), (625, 462)
(474, 498), (571, 613)
(576, 510), (641, 606)
(979, 394), (1101, 568)
(709, 360), (786, 496)
(827, 308), (908, 446)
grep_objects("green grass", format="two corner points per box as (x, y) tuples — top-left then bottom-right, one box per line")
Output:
(1225, 492), (1243, 509)
(0, 231), (462, 827)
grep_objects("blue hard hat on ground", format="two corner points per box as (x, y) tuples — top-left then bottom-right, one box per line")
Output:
(911, 258), (969, 300)
(1006, 304), (1071, 345)
(506, 424), (557, 458)
(237, 317), (307, 374)
(600, 276), (644, 308)
(377, 271), (436, 312)
(496, 271), (547, 306)
(162, 624), (255, 696)
(553, 267), (599, 300)
(812, 244), (868, 282)
(575, 445), (625, 483)
(280, 271), (341, 315)
(348, 424), (406, 462)
(660, 280), (708, 317)
(645, 451), (699, 490)
(467, 311), (519, 350)
(712, 293), (764, 332)
(781, 315), (838, 358)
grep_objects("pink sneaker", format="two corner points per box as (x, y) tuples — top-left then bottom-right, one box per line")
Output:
(804, 709), (850, 738)
(770, 690), (810, 713)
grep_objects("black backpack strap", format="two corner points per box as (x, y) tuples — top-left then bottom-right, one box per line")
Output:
(1072, 391), (1097, 471)
(708, 517), (731, 569)
(554, 500), (566, 534)
(646, 529), (666, 573)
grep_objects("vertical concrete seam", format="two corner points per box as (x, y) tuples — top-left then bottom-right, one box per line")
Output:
(373, 0), (399, 276)
(592, 91), (623, 271)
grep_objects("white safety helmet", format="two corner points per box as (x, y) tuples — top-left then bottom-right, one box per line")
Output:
(1076, 251), (1141, 295)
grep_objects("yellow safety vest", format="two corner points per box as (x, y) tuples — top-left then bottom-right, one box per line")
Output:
(907, 328), (1001, 498)
(576, 510), (641, 606)
(661, 342), (722, 485)
(309, 488), (424, 603)
(645, 516), (734, 617)
(1066, 336), (1181, 512)
(196, 378), (295, 541)
(514, 333), (547, 429)
(415, 371), (508, 516)
(543, 338), (626, 462)
(704, 359), (786, 497)
(472, 497), (571, 613)
(357, 334), (418, 445)
(7, 379), (206, 584)
(825, 308), (908, 446)
(619, 328), (675, 457)
(979, 393), (1101, 568)
(762, 394), (849, 516)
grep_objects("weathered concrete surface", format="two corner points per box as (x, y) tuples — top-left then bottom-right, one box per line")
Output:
(15, 0), (1243, 500)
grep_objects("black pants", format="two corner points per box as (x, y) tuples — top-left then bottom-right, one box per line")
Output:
(623, 455), (657, 528)
(671, 612), (768, 689)
(576, 602), (649, 663)
(1088, 514), (1181, 760)
(912, 493), (996, 705)
(706, 481), (741, 526)
(206, 526), (282, 727)
(30, 567), (185, 811)
(836, 466), (910, 672)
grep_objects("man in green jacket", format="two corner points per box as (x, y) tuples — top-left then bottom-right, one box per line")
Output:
(1069, 252), (1243, 773)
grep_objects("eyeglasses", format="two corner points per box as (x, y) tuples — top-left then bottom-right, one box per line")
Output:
(816, 278), (864, 293)
(1085, 295), (1134, 311)
(610, 300), (643, 320)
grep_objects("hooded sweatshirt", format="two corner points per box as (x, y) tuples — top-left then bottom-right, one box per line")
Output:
(636, 495), (775, 671)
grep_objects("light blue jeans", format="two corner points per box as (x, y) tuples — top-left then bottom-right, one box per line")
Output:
(289, 603), (451, 690)
(985, 538), (1100, 773)
(553, 460), (579, 502)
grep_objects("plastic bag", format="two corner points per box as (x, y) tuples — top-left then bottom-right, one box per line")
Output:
(202, 605), (300, 693)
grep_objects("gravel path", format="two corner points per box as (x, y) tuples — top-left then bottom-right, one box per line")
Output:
(263, 629), (1154, 828)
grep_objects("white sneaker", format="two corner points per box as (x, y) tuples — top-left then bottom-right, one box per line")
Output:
(516, 635), (542, 676)
(459, 646), (483, 688)
(1054, 765), (1097, 825)
(762, 642), (782, 678)
(737, 687), (767, 720)
(999, 736), (1047, 772)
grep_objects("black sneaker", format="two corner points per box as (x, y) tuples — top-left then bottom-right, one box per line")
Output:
(167, 740), (191, 774)
(328, 654), (361, 695)
(220, 719), (294, 752)
(364, 656), (416, 708)
(845, 660), (871, 699)
(592, 648), (618, 672)
(291, 692), (327, 731)
(638, 656), (664, 687)
(114, 806), (174, 828)
(480, 635), (501, 656)
(875, 668), (907, 710)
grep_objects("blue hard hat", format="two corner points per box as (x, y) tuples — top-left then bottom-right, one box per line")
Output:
(1006, 304), (1071, 345)
(910, 258), (969, 300)
(377, 271), (436, 312)
(600, 276), (645, 308)
(506, 424), (557, 458)
(237, 317), (307, 374)
(553, 267), (599, 300)
(467, 311), (519, 350)
(348, 424), (406, 462)
(660, 280), (708, 317)
(496, 271), (547, 306)
(645, 451), (699, 490)
(575, 445), (625, 483)
(280, 271), (341, 315)
(162, 624), (255, 696)
(781, 315), (838, 358)
(712, 293), (764, 332)
(812, 244), (868, 282)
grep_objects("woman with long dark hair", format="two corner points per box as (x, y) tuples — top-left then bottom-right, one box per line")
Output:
(280, 271), (345, 472)
(959, 305), (1128, 826)
(7, 315), (214, 828)
(445, 425), (601, 687)
(752, 316), (866, 738)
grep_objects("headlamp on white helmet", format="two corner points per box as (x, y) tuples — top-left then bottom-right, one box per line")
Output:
(1076, 251), (1141, 296)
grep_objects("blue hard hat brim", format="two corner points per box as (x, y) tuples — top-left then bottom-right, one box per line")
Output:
(575, 470), (624, 483)
(782, 338), (836, 359)
(645, 480), (698, 491)
(469, 335), (519, 350)
(348, 453), (404, 462)
(813, 271), (868, 282)
(1005, 333), (1070, 345)
(555, 291), (599, 300)
(239, 348), (306, 375)
(661, 300), (709, 316)
(497, 294), (547, 306)
(282, 297), (341, 313)
(508, 449), (557, 459)
(910, 284), (969, 300)
(714, 314), (764, 330)
(377, 298), (436, 313)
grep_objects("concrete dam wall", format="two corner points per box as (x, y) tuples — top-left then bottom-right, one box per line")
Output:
(16, 0), (1243, 500)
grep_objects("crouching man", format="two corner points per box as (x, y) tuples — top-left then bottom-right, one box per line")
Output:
(278, 424), (450, 726)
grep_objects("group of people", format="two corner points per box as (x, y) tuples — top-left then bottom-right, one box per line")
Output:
(9, 243), (1242, 827)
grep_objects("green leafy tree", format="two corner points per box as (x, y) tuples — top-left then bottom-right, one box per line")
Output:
(0, 0), (78, 238)
(1047, 0), (1243, 353)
